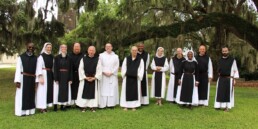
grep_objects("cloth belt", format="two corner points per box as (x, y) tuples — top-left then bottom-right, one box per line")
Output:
(21, 72), (36, 77)
(42, 68), (51, 71)
(86, 74), (95, 77)
(59, 69), (68, 72)
(219, 75), (234, 78)
(184, 72), (194, 75)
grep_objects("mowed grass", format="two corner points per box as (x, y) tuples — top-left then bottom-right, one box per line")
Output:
(0, 68), (258, 129)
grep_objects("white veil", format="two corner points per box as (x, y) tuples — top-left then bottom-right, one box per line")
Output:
(155, 47), (165, 58)
(185, 50), (197, 63)
(41, 42), (52, 54)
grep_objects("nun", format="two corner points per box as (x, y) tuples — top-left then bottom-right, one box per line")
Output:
(53, 44), (73, 111)
(150, 47), (169, 106)
(35, 42), (54, 113)
(176, 50), (199, 109)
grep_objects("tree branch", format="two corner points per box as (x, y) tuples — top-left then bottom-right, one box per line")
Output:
(120, 13), (258, 50)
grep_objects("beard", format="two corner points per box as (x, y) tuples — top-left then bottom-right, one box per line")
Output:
(222, 53), (228, 57)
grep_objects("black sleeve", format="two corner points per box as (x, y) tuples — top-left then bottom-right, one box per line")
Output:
(69, 57), (73, 81)
(54, 56), (59, 81)
(195, 62), (199, 82)
(178, 61), (184, 80)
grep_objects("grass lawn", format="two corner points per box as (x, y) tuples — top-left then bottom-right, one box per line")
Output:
(1, 68), (258, 129)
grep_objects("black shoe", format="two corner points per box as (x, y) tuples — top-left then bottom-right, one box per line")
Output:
(108, 107), (114, 110)
(60, 105), (66, 111)
(54, 105), (58, 112)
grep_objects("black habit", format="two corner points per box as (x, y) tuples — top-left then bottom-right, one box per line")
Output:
(179, 60), (199, 103)
(171, 55), (185, 98)
(196, 54), (209, 100)
(126, 56), (141, 101)
(54, 54), (73, 103)
(41, 53), (54, 104)
(154, 56), (166, 97)
(69, 52), (84, 100)
(137, 51), (148, 97)
(216, 56), (234, 102)
(81, 55), (99, 99)
(20, 52), (37, 110)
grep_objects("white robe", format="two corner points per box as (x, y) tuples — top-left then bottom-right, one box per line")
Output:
(214, 60), (239, 109)
(141, 54), (150, 105)
(166, 58), (176, 101)
(98, 52), (119, 108)
(35, 55), (54, 109)
(198, 57), (213, 106)
(150, 58), (169, 99)
(120, 58), (144, 108)
(53, 83), (72, 105)
(14, 57), (35, 116)
(76, 59), (102, 108)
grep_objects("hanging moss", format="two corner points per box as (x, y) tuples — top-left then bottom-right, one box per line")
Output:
(120, 13), (258, 50)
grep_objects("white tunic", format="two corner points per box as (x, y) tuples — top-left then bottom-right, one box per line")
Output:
(214, 60), (239, 109)
(98, 52), (119, 108)
(140, 53), (150, 105)
(76, 58), (102, 108)
(14, 57), (35, 116)
(150, 58), (169, 99)
(35, 55), (54, 109)
(199, 57), (213, 106)
(166, 58), (176, 101)
(120, 58), (144, 108)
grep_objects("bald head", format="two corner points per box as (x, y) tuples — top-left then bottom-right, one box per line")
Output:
(176, 48), (183, 58)
(26, 42), (35, 53)
(199, 45), (206, 56)
(88, 46), (96, 57)
(131, 46), (138, 57)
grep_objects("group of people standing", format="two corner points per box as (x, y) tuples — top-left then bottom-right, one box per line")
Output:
(14, 42), (239, 117)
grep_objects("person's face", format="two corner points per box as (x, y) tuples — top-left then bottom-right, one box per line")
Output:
(88, 46), (96, 57)
(73, 43), (81, 54)
(27, 43), (35, 53)
(157, 48), (164, 57)
(187, 51), (193, 60)
(105, 44), (113, 53)
(61, 45), (67, 53)
(222, 47), (229, 57)
(176, 48), (183, 56)
(199, 46), (206, 56)
(131, 47), (138, 57)
(45, 44), (52, 53)
(137, 44), (144, 52)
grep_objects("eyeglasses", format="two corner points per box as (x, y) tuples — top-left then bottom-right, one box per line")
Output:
(28, 46), (34, 49)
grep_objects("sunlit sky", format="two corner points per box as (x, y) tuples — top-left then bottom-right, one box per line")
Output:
(17, 0), (257, 21)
